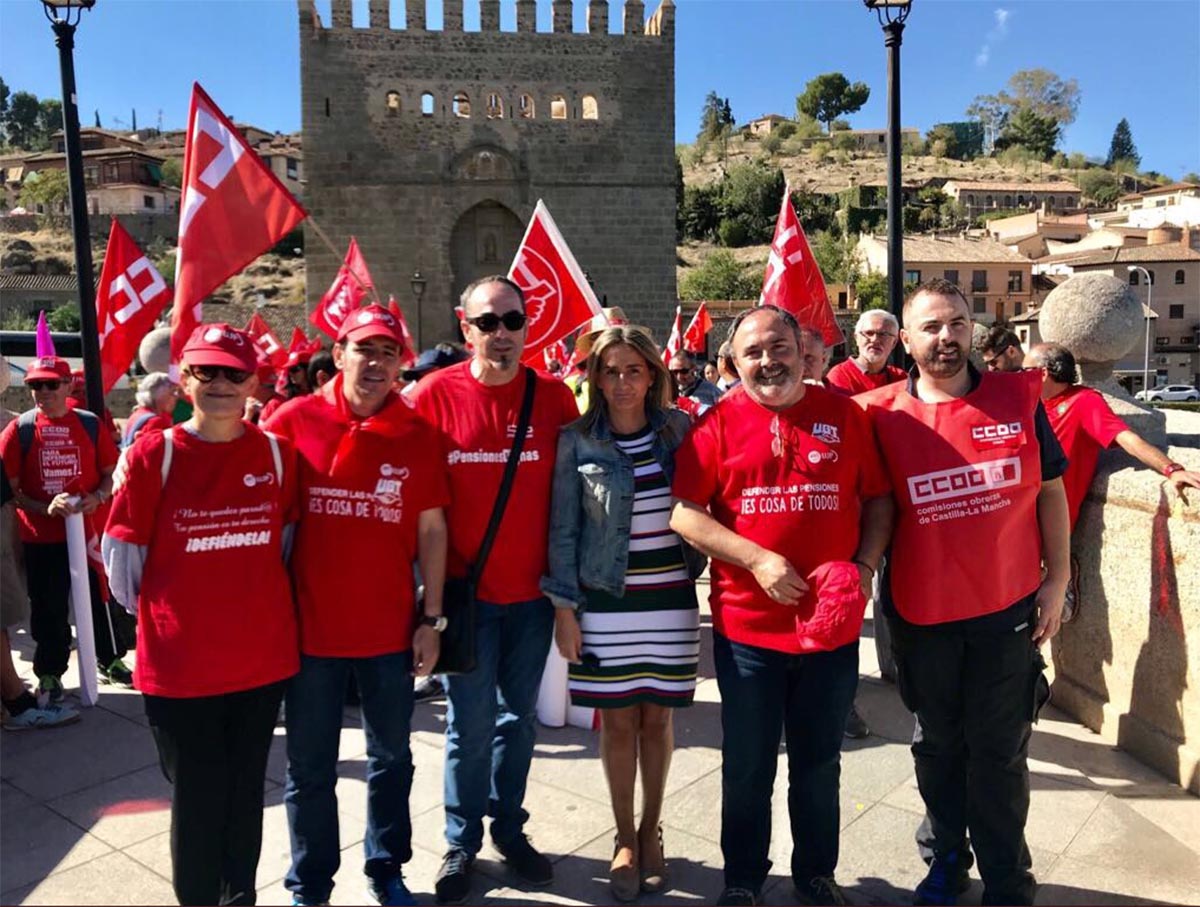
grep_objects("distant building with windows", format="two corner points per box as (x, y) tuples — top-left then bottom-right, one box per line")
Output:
(942, 179), (1080, 221)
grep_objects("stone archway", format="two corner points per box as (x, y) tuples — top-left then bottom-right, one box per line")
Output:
(449, 200), (524, 312)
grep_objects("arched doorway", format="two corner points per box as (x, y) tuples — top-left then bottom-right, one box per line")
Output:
(449, 200), (524, 313)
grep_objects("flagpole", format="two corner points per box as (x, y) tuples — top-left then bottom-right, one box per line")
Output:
(306, 216), (383, 306)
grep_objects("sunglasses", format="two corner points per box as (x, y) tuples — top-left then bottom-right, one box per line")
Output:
(287, 364), (306, 374)
(466, 311), (527, 333)
(186, 365), (254, 385)
(28, 380), (63, 391)
(668, 367), (694, 376)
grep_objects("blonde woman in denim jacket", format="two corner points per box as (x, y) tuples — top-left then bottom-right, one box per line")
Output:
(542, 325), (704, 902)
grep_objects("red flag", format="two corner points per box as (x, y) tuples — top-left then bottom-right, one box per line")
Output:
(171, 83), (307, 362)
(311, 237), (374, 339)
(508, 200), (603, 365)
(682, 302), (714, 355)
(662, 306), (683, 366)
(245, 313), (287, 369)
(95, 219), (171, 393)
(759, 186), (842, 347)
(385, 295), (418, 368)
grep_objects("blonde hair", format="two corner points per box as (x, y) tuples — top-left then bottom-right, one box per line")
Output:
(580, 326), (672, 431)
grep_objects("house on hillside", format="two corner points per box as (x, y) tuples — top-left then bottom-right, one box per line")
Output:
(837, 127), (922, 153)
(943, 180), (1080, 221)
(745, 114), (791, 137)
(856, 232), (1034, 324)
(150, 124), (304, 198)
(19, 145), (179, 216)
(1109, 181), (1200, 230)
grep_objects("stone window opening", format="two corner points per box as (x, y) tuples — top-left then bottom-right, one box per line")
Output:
(325, 98), (331, 117)
(421, 92), (435, 117)
(1004, 195), (1013, 208)
(1175, 269), (1185, 285)
(985, 195), (993, 207)
(550, 95), (568, 120)
(487, 93), (504, 119)
(518, 94), (535, 119)
(581, 95), (599, 120)
(1148, 270), (1156, 285)
(1129, 270), (1139, 286)
(386, 91), (401, 115)
(1017, 195), (1025, 207)
(967, 194), (975, 207)
(453, 93), (471, 118)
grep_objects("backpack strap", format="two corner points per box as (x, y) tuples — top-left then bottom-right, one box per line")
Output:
(263, 431), (284, 485)
(71, 408), (101, 447)
(122, 412), (155, 449)
(17, 410), (37, 457)
(160, 428), (175, 487)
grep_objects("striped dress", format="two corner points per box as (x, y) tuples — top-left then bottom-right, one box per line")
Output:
(568, 427), (700, 709)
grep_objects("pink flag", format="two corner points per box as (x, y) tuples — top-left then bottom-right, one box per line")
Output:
(35, 311), (56, 358)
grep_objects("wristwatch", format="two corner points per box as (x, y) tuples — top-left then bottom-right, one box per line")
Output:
(1163, 463), (1185, 478)
(421, 614), (448, 633)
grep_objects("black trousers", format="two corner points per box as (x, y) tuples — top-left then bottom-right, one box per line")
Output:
(24, 541), (126, 677)
(144, 681), (287, 906)
(888, 595), (1049, 906)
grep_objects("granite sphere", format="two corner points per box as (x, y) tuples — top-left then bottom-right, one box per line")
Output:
(1039, 272), (1143, 364)
(138, 327), (172, 374)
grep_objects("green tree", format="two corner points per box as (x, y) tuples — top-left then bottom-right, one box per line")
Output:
(679, 250), (762, 301)
(37, 99), (62, 150)
(853, 271), (889, 311)
(6, 91), (42, 149)
(1001, 68), (1081, 125)
(679, 184), (721, 241)
(697, 90), (734, 143)
(161, 156), (183, 188)
(1183, 172), (1200, 185)
(996, 107), (1060, 160)
(20, 168), (70, 212)
(47, 304), (81, 332)
(810, 230), (856, 284)
(0, 77), (9, 144)
(1077, 168), (1121, 205)
(718, 161), (785, 244)
(796, 72), (870, 134)
(1106, 118), (1140, 168)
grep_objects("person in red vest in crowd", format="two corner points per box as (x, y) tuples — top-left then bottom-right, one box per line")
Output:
(825, 311), (907, 395)
(411, 275), (579, 905)
(122, 372), (178, 450)
(263, 305), (449, 907)
(0, 355), (131, 699)
(1023, 342), (1200, 620)
(856, 279), (1070, 907)
(103, 323), (300, 907)
(670, 305), (893, 907)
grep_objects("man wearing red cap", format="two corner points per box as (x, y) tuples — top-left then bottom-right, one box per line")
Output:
(104, 323), (300, 906)
(264, 304), (449, 907)
(261, 340), (317, 423)
(0, 355), (129, 700)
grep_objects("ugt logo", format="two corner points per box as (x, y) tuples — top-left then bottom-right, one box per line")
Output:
(374, 464), (410, 507)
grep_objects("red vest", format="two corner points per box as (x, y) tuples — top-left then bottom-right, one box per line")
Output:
(859, 371), (1044, 625)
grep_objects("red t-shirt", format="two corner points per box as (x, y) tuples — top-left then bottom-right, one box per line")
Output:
(0, 409), (120, 543)
(672, 385), (891, 653)
(259, 395), (288, 424)
(1044, 385), (1127, 529)
(265, 377), (450, 657)
(412, 362), (578, 604)
(826, 359), (908, 396)
(104, 426), (300, 697)
(122, 406), (173, 448)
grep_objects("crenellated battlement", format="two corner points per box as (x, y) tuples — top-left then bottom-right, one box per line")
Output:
(299, 0), (672, 39)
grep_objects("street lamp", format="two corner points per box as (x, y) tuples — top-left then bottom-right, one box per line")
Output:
(410, 268), (427, 350)
(41, 0), (103, 416)
(863, 0), (913, 335)
(1128, 265), (1154, 397)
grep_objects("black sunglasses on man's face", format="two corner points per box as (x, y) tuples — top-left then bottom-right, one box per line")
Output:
(28, 380), (62, 392)
(467, 311), (527, 334)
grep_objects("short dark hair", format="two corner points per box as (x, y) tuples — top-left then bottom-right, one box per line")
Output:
(726, 304), (802, 348)
(668, 349), (696, 367)
(459, 275), (526, 313)
(1030, 342), (1077, 385)
(307, 350), (335, 386)
(904, 277), (969, 318)
(980, 324), (1021, 357)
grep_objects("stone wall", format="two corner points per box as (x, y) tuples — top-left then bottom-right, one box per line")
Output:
(0, 212), (178, 247)
(298, 0), (678, 343)
(1050, 408), (1200, 793)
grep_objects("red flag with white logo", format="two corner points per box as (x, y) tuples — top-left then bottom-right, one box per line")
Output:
(245, 313), (287, 369)
(682, 302), (714, 355)
(95, 219), (171, 393)
(508, 200), (604, 365)
(662, 306), (683, 366)
(758, 186), (842, 347)
(171, 83), (307, 362)
(311, 237), (374, 339)
(385, 295), (418, 368)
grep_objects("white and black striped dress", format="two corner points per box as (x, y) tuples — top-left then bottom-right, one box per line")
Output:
(567, 427), (700, 709)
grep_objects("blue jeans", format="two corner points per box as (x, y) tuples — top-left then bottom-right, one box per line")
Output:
(713, 633), (858, 892)
(443, 597), (554, 855)
(284, 651), (415, 902)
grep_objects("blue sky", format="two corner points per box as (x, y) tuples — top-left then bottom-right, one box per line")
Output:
(2, 0), (1198, 176)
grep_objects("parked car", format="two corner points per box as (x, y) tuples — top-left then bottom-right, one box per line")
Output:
(1135, 384), (1200, 402)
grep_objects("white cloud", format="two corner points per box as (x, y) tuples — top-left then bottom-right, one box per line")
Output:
(976, 7), (1011, 68)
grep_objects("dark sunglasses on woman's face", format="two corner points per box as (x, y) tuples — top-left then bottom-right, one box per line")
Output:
(466, 311), (527, 333)
(186, 365), (253, 385)
(28, 380), (62, 392)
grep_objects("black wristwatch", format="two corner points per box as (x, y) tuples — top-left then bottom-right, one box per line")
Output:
(420, 614), (448, 633)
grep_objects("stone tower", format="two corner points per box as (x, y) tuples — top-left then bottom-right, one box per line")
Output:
(298, 0), (677, 346)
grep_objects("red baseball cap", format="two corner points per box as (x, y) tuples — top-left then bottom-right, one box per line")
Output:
(181, 323), (258, 372)
(24, 356), (72, 383)
(337, 305), (404, 345)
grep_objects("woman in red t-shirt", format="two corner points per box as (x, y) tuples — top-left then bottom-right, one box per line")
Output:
(104, 324), (299, 907)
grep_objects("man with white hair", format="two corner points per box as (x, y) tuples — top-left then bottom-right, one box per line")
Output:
(122, 372), (177, 449)
(826, 311), (906, 395)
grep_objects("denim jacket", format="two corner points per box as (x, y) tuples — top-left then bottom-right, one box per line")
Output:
(541, 407), (706, 610)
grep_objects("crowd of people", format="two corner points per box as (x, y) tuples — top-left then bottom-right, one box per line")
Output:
(1, 275), (1197, 907)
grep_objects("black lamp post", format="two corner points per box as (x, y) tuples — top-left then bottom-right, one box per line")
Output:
(42, 0), (103, 416)
(864, 0), (913, 330)
(410, 268), (427, 350)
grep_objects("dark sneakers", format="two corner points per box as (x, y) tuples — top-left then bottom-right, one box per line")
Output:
(495, 834), (554, 887)
(717, 886), (760, 906)
(914, 851), (972, 906)
(434, 849), (474, 905)
(794, 875), (849, 906)
(844, 703), (871, 739)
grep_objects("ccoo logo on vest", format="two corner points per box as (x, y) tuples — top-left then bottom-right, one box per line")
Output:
(908, 457), (1021, 505)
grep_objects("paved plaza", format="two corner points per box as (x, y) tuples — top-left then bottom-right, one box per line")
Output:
(3, 593), (1199, 906)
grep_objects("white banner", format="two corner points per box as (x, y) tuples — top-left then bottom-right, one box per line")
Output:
(65, 510), (99, 707)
